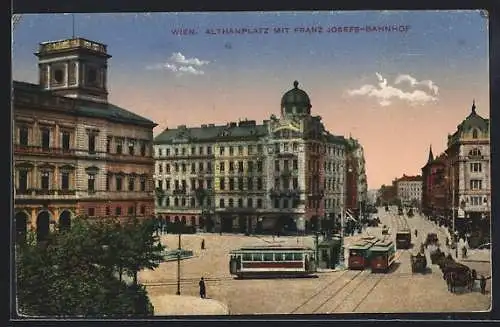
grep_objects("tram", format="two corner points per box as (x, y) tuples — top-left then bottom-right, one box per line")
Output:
(369, 240), (396, 273)
(396, 229), (412, 249)
(229, 246), (317, 278)
(348, 236), (378, 270)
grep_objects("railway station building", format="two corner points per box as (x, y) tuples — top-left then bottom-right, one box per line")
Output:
(153, 81), (367, 234)
(13, 37), (157, 242)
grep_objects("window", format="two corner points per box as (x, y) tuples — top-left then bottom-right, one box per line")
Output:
(19, 127), (29, 146)
(283, 199), (289, 209)
(207, 179), (212, 189)
(115, 206), (122, 215)
(257, 144), (263, 154)
(257, 178), (263, 190)
(238, 145), (243, 155)
(62, 131), (70, 151)
(181, 180), (187, 190)
(106, 174), (110, 191)
(243, 253), (252, 261)
(469, 148), (482, 157)
(229, 146), (234, 155)
(263, 253), (274, 261)
(229, 179), (234, 191)
(159, 148), (163, 157)
(86, 68), (97, 84)
(106, 137), (112, 153)
(191, 147), (196, 155)
(174, 198), (179, 206)
(284, 160), (289, 171)
(275, 253), (284, 261)
(470, 180), (482, 190)
(88, 174), (95, 192)
(199, 162), (204, 172)
(220, 162), (225, 172)
(275, 143), (280, 153)
(238, 198), (243, 207)
(471, 196), (481, 206)
(248, 145), (254, 155)
(182, 163), (186, 173)
(470, 163), (482, 173)
(199, 146), (203, 155)
(275, 160), (280, 172)
(238, 178), (244, 190)
(191, 163), (196, 173)
(274, 199), (280, 208)
(257, 199), (263, 208)
(41, 129), (50, 149)
(116, 176), (123, 191)
(116, 139), (123, 154)
(472, 129), (478, 139)
(257, 161), (263, 172)
(238, 161), (244, 172)
(128, 176), (135, 191)
(61, 172), (69, 190)
(229, 161), (234, 172)
(158, 180), (163, 190)
(190, 198), (196, 207)
(140, 142), (147, 156)
(166, 148), (171, 156)
(229, 198), (234, 207)
(207, 162), (212, 172)
(128, 206), (134, 215)
(166, 164), (170, 173)
(182, 148), (186, 155)
(105, 206), (110, 216)
(175, 148), (179, 155)
(207, 146), (212, 155)
(219, 199), (225, 208)
(140, 205), (146, 215)
(252, 253), (262, 261)
(158, 163), (163, 174)
(174, 163), (179, 172)
(140, 177), (146, 191)
(18, 170), (28, 191)
(54, 69), (64, 83)
(41, 172), (50, 190)
(285, 253), (294, 261)
(248, 161), (254, 172)
(248, 198), (253, 208)
(293, 253), (303, 261)
(166, 179), (171, 190)
(247, 177), (253, 190)
(220, 146), (225, 156)
(293, 178), (299, 189)
(88, 207), (95, 217)
(88, 134), (96, 154)
(128, 140), (135, 155)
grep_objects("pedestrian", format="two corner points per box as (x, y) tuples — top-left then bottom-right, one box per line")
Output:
(462, 246), (468, 259)
(199, 277), (206, 298)
(414, 229), (418, 238)
(445, 237), (449, 248)
(201, 239), (205, 250)
(480, 275), (487, 294)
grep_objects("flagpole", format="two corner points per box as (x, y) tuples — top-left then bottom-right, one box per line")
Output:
(72, 14), (75, 39)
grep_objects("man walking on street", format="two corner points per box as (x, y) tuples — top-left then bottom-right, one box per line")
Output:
(199, 277), (206, 299)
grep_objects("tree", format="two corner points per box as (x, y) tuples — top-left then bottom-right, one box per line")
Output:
(16, 217), (159, 317)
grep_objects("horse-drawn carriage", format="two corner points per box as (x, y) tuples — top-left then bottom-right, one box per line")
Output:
(407, 208), (414, 217)
(429, 247), (446, 264)
(410, 252), (427, 273)
(424, 233), (439, 247)
(437, 256), (472, 292)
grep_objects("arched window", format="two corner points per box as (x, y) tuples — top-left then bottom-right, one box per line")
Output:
(472, 129), (478, 139)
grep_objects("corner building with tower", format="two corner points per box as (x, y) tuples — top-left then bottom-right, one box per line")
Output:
(154, 81), (367, 234)
(13, 38), (157, 242)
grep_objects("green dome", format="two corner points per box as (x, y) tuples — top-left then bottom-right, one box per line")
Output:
(281, 80), (311, 116)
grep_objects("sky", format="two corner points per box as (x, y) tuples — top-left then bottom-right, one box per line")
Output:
(12, 11), (490, 190)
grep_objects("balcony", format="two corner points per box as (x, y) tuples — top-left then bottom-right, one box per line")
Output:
(15, 188), (77, 199)
(173, 189), (187, 195)
(14, 145), (76, 156)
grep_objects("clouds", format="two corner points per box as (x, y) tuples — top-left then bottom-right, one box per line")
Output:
(146, 52), (210, 76)
(347, 73), (439, 106)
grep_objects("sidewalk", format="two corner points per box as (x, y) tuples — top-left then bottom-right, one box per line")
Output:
(149, 294), (229, 316)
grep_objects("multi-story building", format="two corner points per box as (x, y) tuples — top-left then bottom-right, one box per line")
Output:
(13, 37), (157, 242)
(421, 147), (447, 216)
(395, 175), (423, 206)
(376, 183), (397, 206)
(154, 81), (351, 233)
(345, 137), (368, 218)
(444, 101), (490, 241)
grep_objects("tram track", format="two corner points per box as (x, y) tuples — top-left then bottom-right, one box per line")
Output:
(316, 248), (406, 313)
(142, 276), (234, 287)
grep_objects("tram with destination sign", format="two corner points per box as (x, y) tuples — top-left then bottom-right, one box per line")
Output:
(229, 246), (316, 278)
(369, 240), (396, 273)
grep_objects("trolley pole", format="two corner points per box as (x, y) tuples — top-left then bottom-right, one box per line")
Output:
(314, 231), (319, 266)
(176, 226), (181, 295)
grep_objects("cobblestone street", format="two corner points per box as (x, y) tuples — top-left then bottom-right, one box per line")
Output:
(140, 208), (491, 315)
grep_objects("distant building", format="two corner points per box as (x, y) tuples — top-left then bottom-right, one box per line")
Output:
(377, 184), (397, 206)
(421, 147), (447, 216)
(153, 81), (357, 233)
(445, 101), (490, 241)
(13, 38), (157, 243)
(395, 175), (423, 206)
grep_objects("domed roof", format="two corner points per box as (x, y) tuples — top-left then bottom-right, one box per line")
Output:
(281, 80), (312, 116)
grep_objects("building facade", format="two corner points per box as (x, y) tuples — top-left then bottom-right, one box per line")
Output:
(421, 148), (447, 216)
(345, 138), (368, 217)
(445, 101), (490, 241)
(395, 175), (423, 206)
(154, 81), (352, 234)
(14, 37), (157, 242)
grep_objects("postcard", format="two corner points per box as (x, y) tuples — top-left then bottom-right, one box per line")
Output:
(12, 11), (491, 317)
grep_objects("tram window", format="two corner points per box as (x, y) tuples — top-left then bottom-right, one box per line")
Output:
(275, 253), (284, 261)
(284, 253), (294, 261)
(350, 250), (361, 256)
(263, 253), (274, 261)
(252, 253), (263, 261)
(293, 253), (303, 261)
(242, 253), (252, 261)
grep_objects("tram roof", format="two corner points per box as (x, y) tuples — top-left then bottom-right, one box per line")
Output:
(371, 240), (394, 251)
(231, 246), (314, 252)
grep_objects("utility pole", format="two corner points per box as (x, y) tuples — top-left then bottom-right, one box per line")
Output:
(176, 222), (181, 295)
(452, 161), (458, 258)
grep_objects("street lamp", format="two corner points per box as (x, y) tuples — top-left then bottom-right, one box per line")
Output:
(175, 221), (182, 295)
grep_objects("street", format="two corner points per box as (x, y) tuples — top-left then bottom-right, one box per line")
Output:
(140, 207), (491, 315)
